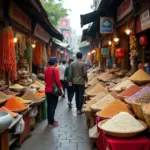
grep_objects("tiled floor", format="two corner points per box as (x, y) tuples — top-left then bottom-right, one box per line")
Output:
(13, 97), (93, 150)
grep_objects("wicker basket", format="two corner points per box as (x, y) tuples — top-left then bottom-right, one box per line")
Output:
(131, 102), (145, 121)
(142, 105), (150, 128)
(98, 119), (147, 138)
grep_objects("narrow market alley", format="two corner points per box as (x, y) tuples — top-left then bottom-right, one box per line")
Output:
(13, 97), (92, 150)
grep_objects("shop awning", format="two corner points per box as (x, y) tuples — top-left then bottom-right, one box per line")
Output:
(14, 0), (64, 41)
(53, 39), (69, 48)
(80, 0), (122, 27)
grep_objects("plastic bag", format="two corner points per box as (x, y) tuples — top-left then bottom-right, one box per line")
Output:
(30, 106), (38, 117)
(14, 118), (25, 135)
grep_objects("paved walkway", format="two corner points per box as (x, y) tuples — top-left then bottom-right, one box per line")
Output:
(13, 97), (92, 150)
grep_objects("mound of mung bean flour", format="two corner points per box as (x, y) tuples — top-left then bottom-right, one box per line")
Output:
(101, 112), (144, 132)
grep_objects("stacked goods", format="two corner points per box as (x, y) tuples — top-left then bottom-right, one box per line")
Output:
(0, 91), (13, 100)
(10, 84), (24, 91)
(129, 69), (150, 84)
(97, 100), (133, 119)
(15, 97), (33, 104)
(2, 90), (17, 95)
(127, 86), (150, 104)
(0, 106), (18, 117)
(142, 104), (150, 127)
(86, 83), (106, 96)
(119, 85), (141, 98)
(4, 97), (28, 112)
(126, 86), (150, 120)
(110, 80), (135, 92)
(100, 112), (145, 133)
(21, 90), (42, 103)
(29, 83), (40, 89)
(90, 92), (117, 111)
(35, 92), (45, 98)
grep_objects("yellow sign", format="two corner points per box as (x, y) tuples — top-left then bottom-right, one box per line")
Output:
(9, 2), (32, 31)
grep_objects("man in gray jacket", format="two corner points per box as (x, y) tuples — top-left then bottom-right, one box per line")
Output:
(68, 52), (88, 114)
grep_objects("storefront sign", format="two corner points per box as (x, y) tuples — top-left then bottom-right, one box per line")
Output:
(140, 10), (150, 31)
(34, 24), (50, 43)
(9, 2), (32, 31)
(100, 17), (113, 34)
(117, 0), (133, 22)
(101, 48), (109, 56)
(60, 18), (70, 29)
(63, 30), (71, 37)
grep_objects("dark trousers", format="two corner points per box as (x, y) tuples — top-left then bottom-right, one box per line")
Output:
(46, 93), (58, 124)
(67, 84), (74, 103)
(73, 84), (84, 110)
(60, 80), (66, 92)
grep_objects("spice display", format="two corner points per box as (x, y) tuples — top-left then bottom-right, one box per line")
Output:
(101, 112), (144, 132)
(97, 100), (132, 118)
(119, 85), (141, 97)
(2, 90), (17, 95)
(15, 97), (33, 104)
(22, 90), (42, 102)
(10, 84), (24, 89)
(143, 104), (150, 113)
(0, 26), (17, 81)
(0, 106), (18, 118)
(110, 80), (135, 91)
(32, 42), (43, 65)
(30, 83), (39, 89)
(129, 69), (150, 81)
(90, 92), (107, 102)
(35, 92), (45, 98)
(0, 91), (13, 100)
(34, 81), (45, 87)
(127, 86), (150, 103)
(86, 83), (106, 96)
(4, 97), (28, 112)
(90, 93), (116, 110)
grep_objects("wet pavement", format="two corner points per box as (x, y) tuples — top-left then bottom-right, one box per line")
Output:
(13, 97), (92, 150)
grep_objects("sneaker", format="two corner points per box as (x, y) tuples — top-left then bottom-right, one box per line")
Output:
(54, 120), (58, 124)
(48, 122), (59, 127)
(77, 110), (84, 115)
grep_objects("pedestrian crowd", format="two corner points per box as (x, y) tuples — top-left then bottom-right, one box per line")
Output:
(44, 52), (88, 127)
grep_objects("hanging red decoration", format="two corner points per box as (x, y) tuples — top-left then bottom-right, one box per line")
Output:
(115, 48), (125, 63)
(139, 36), (148, 48)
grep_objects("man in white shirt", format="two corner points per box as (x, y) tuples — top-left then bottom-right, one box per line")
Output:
(58, 60), (66, 97)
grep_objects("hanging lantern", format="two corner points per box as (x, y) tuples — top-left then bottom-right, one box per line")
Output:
(115, 48), (125, 63)
(139, 36), (148, 48)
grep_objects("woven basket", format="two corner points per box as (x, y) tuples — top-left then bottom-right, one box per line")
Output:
(142, 105), (150, 128)
(131, 80), (150, 86)
(131, 102), (145, 121)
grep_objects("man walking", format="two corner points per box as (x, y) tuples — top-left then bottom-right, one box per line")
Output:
(68, 52), (87, 114)
(65, 59), (74, 109)
(58, 60), (66, 97)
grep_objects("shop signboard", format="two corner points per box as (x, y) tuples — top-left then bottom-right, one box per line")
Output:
(9, 2), (32, 31)
(101, 48), (109, 57)
(60, 18), (70, 29)
(34, 24), (50, 43)
(63, 30), (71, 37)
(140, 10), (150, 31)
(100, 17), (113, 34)
(117, 0), (133, 22)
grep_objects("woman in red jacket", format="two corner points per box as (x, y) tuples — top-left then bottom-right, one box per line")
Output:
(45, 57), (64, 127)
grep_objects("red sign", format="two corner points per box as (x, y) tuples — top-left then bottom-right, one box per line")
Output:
(63, 31), (71, 37)
(9, 2), (32, 31)
(117, 0), (133, 22)
(60, 18), (70, 29)
(34, 24), (50, 43)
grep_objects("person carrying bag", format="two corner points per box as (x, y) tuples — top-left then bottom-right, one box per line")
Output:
(45, 57), (64, 127)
